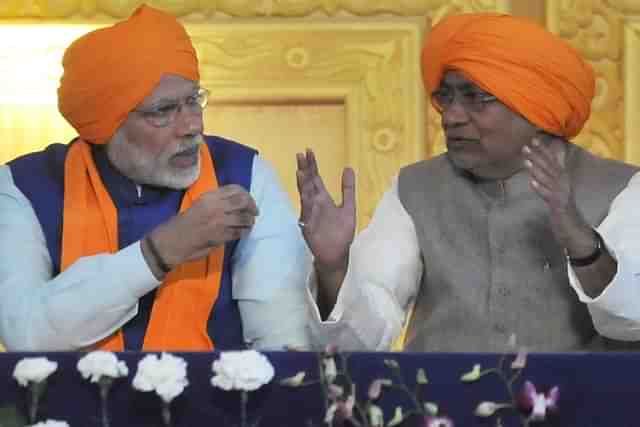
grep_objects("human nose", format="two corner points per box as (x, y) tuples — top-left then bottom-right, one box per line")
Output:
(441, 94), (469, 128)
(174, 103), (203, 135)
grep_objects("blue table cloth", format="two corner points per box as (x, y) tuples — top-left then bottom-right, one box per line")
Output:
(0, 351), (636, 427)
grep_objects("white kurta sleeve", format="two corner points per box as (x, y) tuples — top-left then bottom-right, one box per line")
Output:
(306, 176), (423, 351)
(0, 165), (159, 350)
(569, 172), (640, 340)
(232, 156), (312, 350)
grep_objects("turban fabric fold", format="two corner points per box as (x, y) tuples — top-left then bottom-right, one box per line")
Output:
(58, 4), (199, 144)
(422, 13), (595, 138)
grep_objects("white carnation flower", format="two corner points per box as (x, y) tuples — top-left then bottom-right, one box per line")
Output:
(77, 351), (128, 383)
(211, 350), (274, 392)
(132, 353), (188, 403)
(13, 357), (58, 387)
(28, 420), (70, 427)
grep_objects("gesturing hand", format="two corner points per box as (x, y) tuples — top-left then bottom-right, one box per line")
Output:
(147, 184), (259, 272)
(523, 136), (571, 215)
(522, 135), (593, 253)
(296, 149), (356, 274)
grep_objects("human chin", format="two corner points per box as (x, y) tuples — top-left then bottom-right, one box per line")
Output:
(446, 149), (478, 172)
(157, 158), (201, 190)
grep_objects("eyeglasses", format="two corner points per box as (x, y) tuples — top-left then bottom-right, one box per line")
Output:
(431, 87), (498, 113)
(133, 87), (210, 128)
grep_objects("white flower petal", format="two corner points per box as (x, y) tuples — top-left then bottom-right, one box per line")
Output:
(132, 353), (188, 402)
(475, 401), (497, 417)
(210, 350), (274, 392)
(77, 351), (128, 383)
(13, 357), (58, 387)
(28, 420), (70, 427)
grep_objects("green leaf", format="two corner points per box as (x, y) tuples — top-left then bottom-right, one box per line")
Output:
(367, 404), (384, 427)
(424, 402), (438, 416)
(383, 359), (399, 369)
(279, 371), (306, 387)
(0, 404), (27, 427)
(460, 364), (482, 382)
(416, 368), (428, 384)
(387, 407), (403, 427)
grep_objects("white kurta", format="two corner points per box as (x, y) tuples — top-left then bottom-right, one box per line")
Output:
(0, 156), (312, 351)
(307, 174), (640, 351)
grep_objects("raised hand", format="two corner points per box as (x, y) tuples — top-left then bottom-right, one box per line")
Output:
(296, 149), (356, 272)
(522, 135), (595, 257)
(296, 149), (356, 314)
(144, 184), (259, 276)
(523, 136), (571, 215)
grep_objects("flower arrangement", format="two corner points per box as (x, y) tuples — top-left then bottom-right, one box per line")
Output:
(77, 351), (128, 427)
(281, 346), (454, 427)
(461, 340), (560, 426)
(13, 357), (58, 425)
(210, 350), (275, 427)
(132, 353), (188, 427)
(0, 348), (565, 426)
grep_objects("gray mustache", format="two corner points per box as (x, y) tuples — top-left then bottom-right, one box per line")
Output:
(178, 134), (204, 152)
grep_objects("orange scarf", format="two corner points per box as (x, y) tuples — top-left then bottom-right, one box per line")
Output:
(61, 140), (223, 351)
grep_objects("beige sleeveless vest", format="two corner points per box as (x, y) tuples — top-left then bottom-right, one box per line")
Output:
(399, 144), (638, 352)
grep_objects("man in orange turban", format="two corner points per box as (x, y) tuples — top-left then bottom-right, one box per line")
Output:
(296, 13), (640, 351)
(0, 5), (310, 351)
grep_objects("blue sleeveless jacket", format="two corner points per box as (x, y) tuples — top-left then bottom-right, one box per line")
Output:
(9, 135), (256, 350)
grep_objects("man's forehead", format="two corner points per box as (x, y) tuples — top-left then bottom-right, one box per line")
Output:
(143, 75), (199, 104)
(439, 71), (481, 90)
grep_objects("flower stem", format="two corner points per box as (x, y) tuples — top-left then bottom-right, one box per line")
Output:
(28, 382), (42, 425)
(316, 354), (330, 425)
(100, 384), (111, 427)
(161, 402), (172, 427)
(240, 390), (248, 427)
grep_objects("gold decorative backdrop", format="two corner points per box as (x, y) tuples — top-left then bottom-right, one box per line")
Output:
(2, 0), (637, 227)
(546, 1), (640, 164)
(0, 1), (511, 18)
(0, 0), (513, 230)
(196, 20), (426, 226)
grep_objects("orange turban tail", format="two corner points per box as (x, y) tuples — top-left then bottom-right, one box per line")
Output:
(422, 13), (595, 139)
(58, 5), (199, 144)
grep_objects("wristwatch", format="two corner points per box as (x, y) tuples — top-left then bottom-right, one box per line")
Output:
(567, 229), (604, 267)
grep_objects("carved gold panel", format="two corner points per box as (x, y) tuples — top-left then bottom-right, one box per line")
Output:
(546, 0), (640, 164)
(0, 19), (427, 230)
(0, 24), (102, 162)
(191, 21), (426, 228)
(624, 19), (640, 164)
(0, 0), (514, 226)
(0, 0), (511, 18)
(0, 1), (514, 228)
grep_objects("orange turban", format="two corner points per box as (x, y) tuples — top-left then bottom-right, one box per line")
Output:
(422, 13), (595, 138)
(58, 5), (199, 144)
